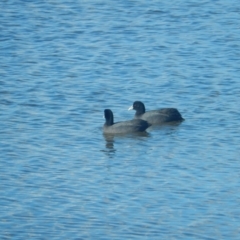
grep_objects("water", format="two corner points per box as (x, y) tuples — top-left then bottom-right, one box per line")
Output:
(1, 0), (240, 239)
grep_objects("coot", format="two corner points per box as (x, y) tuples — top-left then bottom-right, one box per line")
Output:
(103, 109), (151, 134)
(128, 101), (184, 125)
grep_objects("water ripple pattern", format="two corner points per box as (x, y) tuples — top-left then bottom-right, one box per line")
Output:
(1, 0), (240, 239)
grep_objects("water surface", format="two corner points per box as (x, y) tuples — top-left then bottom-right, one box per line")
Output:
(1, 0), (240, 239)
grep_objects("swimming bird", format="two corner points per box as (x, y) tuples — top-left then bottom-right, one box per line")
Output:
(128, 101), (184, 125)
(103, 109), (151, 134)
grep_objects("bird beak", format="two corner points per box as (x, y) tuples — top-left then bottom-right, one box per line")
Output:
(128, 105), (133, 111)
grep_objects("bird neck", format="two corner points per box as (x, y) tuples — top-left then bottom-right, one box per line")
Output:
(105, 116), (114, 126)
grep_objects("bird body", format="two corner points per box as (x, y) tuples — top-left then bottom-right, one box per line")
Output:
(129, 101), (184, 125)
(103, 109), (150, 134)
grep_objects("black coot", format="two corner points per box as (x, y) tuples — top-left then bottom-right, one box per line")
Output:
(128, 101), (184, 125)
(103, 109), (151, 134)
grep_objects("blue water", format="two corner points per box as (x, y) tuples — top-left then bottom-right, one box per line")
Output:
(1, 0), (240, 239)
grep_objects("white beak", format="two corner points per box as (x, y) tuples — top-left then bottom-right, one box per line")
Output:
(128, 105), (133, 111)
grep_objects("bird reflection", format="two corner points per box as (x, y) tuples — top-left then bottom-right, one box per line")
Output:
(102, 134), (116, 158)
(102, 131), (150, 158)
(104, 134), (115, 150)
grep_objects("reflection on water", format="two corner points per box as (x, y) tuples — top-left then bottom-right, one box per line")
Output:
(103, 134), (116, 158)
(101, 121), (184, 161)
(1, 0), (240, 239)
(102, 122), (183, 158)
(102, 131), (150, 158)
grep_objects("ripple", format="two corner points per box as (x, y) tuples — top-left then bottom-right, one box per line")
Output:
(1, 0), (240, 239)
